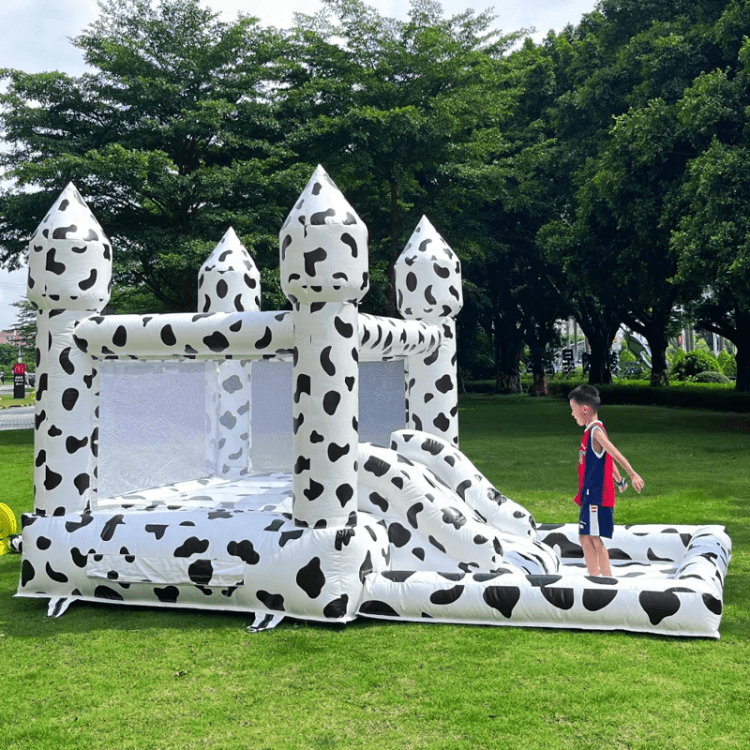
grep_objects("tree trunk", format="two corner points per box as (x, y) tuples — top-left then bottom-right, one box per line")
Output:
(733, 310), (750, 392)
(700, 307), (750, 392)
(386, 178), (400, 318)
(649, 345), (670, 386)
(736, 346), (750, 392)
(493, 312), (523, 393)
(630, 322), (670, 387)
(572, 298), (620, 387)
(587, 337), (613, 386)
(525, 344), (546, 396)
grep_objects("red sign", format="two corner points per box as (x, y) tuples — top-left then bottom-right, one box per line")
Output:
(12, 363), (26, 375)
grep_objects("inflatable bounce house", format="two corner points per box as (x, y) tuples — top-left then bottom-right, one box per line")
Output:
(16, 166), (731, 637)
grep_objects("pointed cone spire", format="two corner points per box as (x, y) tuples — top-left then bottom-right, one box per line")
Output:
(27, 183), (112, 311)
(198, 228), (261, 313)
(394, 216), (462, 321)
(281, 165), (363, 231)
(31, 183), (109, 245)
(279, 166), (369, 304)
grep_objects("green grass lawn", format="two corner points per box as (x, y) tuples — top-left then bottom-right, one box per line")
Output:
(0, 391), (35, 408)
(1, 395), (748, 750)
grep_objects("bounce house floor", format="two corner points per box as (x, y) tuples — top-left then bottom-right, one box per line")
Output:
(18, 463), (732, 638)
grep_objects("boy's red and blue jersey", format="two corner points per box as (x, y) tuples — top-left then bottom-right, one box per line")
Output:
(574, 420), (615, 508)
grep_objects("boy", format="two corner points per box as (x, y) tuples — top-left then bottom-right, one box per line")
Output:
(569, 385), (644, 577)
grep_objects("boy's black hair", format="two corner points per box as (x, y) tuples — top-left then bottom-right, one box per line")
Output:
(568, 384), (601, 409)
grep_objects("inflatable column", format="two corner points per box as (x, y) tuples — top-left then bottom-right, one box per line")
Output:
(279, 166), (369, 528)
(198, 228), (261, 478)
(395, 216), (463, 446)
(26, 184), (112, 516)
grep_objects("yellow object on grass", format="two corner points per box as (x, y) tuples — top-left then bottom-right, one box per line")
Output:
(0, 503), (18, 555)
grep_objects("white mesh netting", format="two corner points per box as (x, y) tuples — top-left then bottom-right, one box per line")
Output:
(97, 359), (405, 500)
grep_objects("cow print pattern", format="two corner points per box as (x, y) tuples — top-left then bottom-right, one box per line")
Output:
(74, 311), (294, 361)
(394, 218), (463, 445)
(279, 165), (369, 305)
(17, 493), (389, 623)
(390, 430), (537, 539)
(18, 175), (732, 638)
(198, 230), (261, 478)
(290, 301), (360, 528)
(26, 184), (112, 518)
(27, 183), (112, 312)
(358, 314), (442, 363)
(359, 522), (731, 637)
(358, 441), (558, 576)
(278, 167), (369, 528)
(198, 227), (261, 314)
(394, 216), (462, 322)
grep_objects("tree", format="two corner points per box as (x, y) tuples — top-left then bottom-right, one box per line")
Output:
(672, 139), (750, 391)
(9, 299), (36, 367)
(0, 0), (295, 313)
(281, 0), (522, 315)
(537, 0), (732, 385)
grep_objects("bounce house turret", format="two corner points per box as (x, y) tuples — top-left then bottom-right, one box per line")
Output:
(395, 216), (463, 446)
(279, 166), (369, 528)
(26, 183), (112, 516)
(198, 229), (262, 478)
(197, 227), (261, 314)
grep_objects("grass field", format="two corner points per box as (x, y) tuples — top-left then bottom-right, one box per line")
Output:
(0, 395), (748, 750)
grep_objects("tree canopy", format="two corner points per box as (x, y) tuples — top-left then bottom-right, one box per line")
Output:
(2, 0), (750, 390)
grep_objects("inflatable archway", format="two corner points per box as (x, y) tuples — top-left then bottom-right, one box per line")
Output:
(16, 167), (731, 637)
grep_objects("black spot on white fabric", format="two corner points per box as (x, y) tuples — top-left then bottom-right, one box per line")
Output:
(187, 559), (214, 586)
(296, 557), (325, 599)
(304, 247), (327, 276)
(702, 594), (722, 615)
(257, 590), (286, 611)
(323, 390), (341, 415)
(582, 589), (619, 612)
(45, 562), (68, 583)
(483, 586), (521, 618)
(154, 586), (180, 603)
(334, 316), (354, 339)
(388, 523), (412, 548)
(145, 524), (168, 540)
(44, 466), (63, 491)
(363, 456), (390, 477)
(368, 492), (388, 513)
(101, 515), (125, 541)
(95, 585), (124, 601)
(160, 325), (177, 346)
(320, 346), (335, 376)
(323, 595), (349, 618)
(204, 331), (230, 352)
(174, 537), (210, 558)
(639, 590), (681, 625)
(328, 442), (350, 462)
(359, 600), (400, 617)
(430, 586), (464, 605)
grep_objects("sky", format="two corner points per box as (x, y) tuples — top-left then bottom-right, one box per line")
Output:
(0, 0), (598, 332)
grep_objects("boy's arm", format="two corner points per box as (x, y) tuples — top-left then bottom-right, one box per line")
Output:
(593, 428), (644, 493)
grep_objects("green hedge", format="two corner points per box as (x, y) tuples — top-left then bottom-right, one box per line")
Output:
(463, 378), (750, 412)
(546, 379), (750, 412)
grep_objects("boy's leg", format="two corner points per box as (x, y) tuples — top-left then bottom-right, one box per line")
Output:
(578, 502), (601, 575)
(579, 534), (600, 576)
(591, 536), (612, 577)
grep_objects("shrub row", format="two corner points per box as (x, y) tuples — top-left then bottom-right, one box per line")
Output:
(463, 379), (750, 412)
(546, 380), (750, 412)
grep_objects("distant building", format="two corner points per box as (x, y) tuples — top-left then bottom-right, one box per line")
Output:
(0, 330), (19, 345)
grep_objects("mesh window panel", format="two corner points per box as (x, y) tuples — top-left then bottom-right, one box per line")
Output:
(97, 358), (406, 498)
(98, 360), (208, 498)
